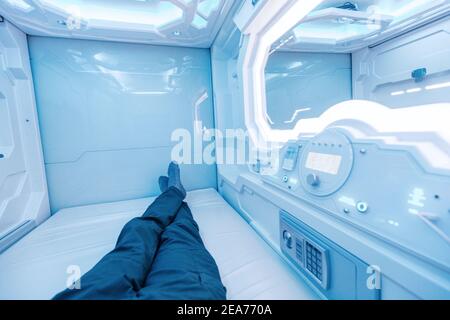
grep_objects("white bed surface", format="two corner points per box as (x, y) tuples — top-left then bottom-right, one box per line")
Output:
(0, 188), (319, 300)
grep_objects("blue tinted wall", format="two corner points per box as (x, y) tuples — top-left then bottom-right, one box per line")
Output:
(29, 37), (216, 212)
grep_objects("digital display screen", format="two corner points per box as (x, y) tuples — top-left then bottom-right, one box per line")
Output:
(305, 152), (342, 175)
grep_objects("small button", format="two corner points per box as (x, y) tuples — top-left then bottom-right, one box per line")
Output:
(356, 201), (369, 213)
(282, 175), (288, 183)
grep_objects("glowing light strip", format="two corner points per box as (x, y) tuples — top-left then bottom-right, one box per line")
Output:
(426, 81), (450, 90)
(406, 87), (422, 93)
(284, 107), (311, 124)
(40, 0), (183, 27)
(390, 81), (450, 96)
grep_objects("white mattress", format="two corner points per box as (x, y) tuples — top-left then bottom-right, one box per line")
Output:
(0, 188), (319, 300)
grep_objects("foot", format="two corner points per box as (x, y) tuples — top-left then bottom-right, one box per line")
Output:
(158, 176), (168, 193)
(167, 161), (186, 199)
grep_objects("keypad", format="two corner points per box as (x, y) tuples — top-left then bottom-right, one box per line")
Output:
(306, 241), (323, 281)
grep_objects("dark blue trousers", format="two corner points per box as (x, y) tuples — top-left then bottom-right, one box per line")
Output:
(53, 187), (226, 300)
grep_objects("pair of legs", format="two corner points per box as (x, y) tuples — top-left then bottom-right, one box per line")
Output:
(53, 164), (226, 300)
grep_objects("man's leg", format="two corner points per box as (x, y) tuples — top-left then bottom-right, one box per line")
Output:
(139, 202), (227, 300)
(53, 187), (185, 300)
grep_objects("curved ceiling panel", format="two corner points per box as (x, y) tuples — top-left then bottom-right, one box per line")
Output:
(270, 0), (450, 52)
(0, 0), (237, 48)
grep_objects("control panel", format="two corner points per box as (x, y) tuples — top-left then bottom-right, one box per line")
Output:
(261, 126), (450, 271)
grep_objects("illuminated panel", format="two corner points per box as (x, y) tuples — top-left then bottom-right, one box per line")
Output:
(0, 0), (234, 47)
(39, 0), (183, 28)
(5, 0), (33, 12)
(305, 152), (342, 175)
(293, 21), (380, 42)
(197, 0), (221, 18)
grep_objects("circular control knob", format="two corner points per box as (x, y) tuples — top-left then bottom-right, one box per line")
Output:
(306, 173), (320, 187)
(282, 175), (288, 183)
(283, 230), (292, 249)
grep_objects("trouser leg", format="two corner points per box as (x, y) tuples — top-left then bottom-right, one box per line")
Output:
(139, 203), (227, 300)
(53, 187), (185, 300)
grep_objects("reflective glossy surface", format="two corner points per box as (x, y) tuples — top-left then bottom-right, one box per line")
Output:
(30, 37), (216, 212)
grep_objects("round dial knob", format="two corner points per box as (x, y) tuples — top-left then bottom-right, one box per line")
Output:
(307, 173), (320, 187)
(283, 230), (292, 249)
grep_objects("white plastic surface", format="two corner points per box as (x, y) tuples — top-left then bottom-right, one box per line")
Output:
(0, 188), (319, 300)
(352, 18), (450, 108)
(0, 21), (49, 243)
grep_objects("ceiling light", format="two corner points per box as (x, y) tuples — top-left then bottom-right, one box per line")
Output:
(42, 0), (183, 28)
(192, 14), (208, 29)
(425, 82), (450, 91)
(390, 90), (405, 96)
